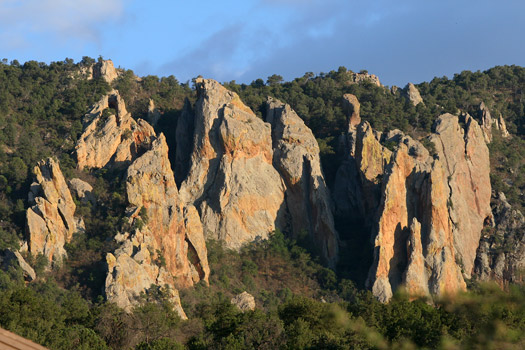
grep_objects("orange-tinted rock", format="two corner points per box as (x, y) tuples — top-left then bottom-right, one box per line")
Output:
(179, 79), (286, 249)
(342, 94), (361, 131)
(430, 113), (492, 278)
(26, 158), (79, 264)
(105, 134), (209, 316)
(75, 91), (155, 170)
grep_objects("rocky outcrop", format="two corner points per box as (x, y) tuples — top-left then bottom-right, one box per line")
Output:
(147, 99), (161, 127)
(105, 134), (209, 317)
(178, 78), (286, 249)
(174, 99), (194, 186)
(496, 113), (510, 138)
(430, 113), (492, 278)
(231, 291), (256, 312)
(0, 249), (36, 281)
(75, 90), (155, 169)
(25, 158), (79, 264)
(68, 178), (95, 205)
(366, 145), (465, 301)
(342, 94), (361, 131)
(93, 59), (120, 83)
(347, 71), (382, 87)
(478, 102), (493, 143)
(266, 97), (339, 266)
(404, 83), (424, 106)
(474, 192), (524, 285)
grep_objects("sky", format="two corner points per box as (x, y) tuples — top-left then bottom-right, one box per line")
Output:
(0, 0), (524, 87)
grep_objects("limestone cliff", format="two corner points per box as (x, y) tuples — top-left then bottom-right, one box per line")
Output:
(105, 134), (209, 317)
(75, 90), (155, 170)
(26, 158), (80, 264)
(266, 97), (339, 266)
(178, 79), (286, 249)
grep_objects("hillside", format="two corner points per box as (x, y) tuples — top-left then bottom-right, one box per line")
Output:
(0, 58), (524, 349)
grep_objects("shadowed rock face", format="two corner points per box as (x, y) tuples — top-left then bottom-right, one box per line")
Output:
(178, 79), (286, 249)
(266, 97), (339, 267)
(475, 192), (524, 286)
(26, 158), (80, 265)
(334, 96), (488, 301)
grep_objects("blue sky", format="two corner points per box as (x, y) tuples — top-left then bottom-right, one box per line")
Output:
(0, 0), (524, 86)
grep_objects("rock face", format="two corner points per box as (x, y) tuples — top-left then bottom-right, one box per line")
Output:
(478, 102), (493, 143)
(266, 97), (339, 266)
(93, 59), (119, 83)
(75, 90), (155, 169)
(147, 99), (161, 127)
(342, 94), (361, 131)
(430, 113), (492, 278)
(178, 78), (286, 249)
(0, 249), (36, 281)
(366, 145), (465, 301)
(105, 134), (209, 317)
(231, 291), (256, 312)
(26, 158), (79, 264)
(334, 94), (489, 301)
(404, 83), (424, 106)
(474, 192), (524, 285)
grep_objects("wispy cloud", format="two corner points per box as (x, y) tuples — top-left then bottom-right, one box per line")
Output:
(0, 0), (124, 50)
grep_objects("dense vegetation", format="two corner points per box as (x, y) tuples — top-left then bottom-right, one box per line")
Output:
(0, 58), (524, 349)
(1, 233), (524, 349)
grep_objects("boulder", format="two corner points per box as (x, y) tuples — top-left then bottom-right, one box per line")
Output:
(266, 97), (339, 266)
(68, 178), (95, 205)
(231, 291), (256, 312)
(403, 83), (424, 106)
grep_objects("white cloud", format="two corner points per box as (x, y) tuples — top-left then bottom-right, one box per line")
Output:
(0, 0), (124, 48)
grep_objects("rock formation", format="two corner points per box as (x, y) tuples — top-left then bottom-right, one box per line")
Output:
(366, 144), (465, 301)
(266, 97), (339, 266)
(178, 78), (286, 249)
(475, 192), (524, 285)
(105, 134), (209, 317)
(478, 101), (493, 143)
(75, 90), (155, 169)
(93, 59), (120, 83)
(404, 83), (424, 106)
(147, 99), (161, 127)
(342, 94), (361, 131)
(0, 249), (36, 281)
(231, 291), (256, 312)
(430, 113), (492, 278)
(497, 113), (510, 138)
(68, 178), (95, 205)
(26, 158), (80, 264)
(347, 71), (382, 87)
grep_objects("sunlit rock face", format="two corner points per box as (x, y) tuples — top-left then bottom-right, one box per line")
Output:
(75, 90), (155, 170)
(177, 78), (286, 249)
(26, 158), (80, 265)
(105, 134), (209, 318)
